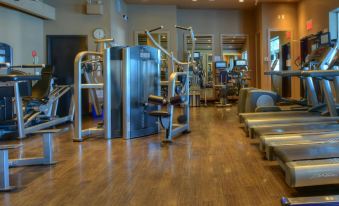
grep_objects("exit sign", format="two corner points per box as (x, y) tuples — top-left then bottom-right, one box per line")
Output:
(306, 19), (313, 31)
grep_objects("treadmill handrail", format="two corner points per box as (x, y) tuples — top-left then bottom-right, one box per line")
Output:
(264, 70), (303, 77)
(302, 70), (339, 77)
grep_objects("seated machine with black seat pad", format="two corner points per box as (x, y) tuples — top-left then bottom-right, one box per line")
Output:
(0, 70), (74, 139)
(144, 25), (195, 144)
(148, 94), (190, 143)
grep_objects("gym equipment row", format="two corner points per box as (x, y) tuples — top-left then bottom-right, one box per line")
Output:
(214, 59), (250, 107)
(73, 25), (195, 144)
(239, 8), (339, 206)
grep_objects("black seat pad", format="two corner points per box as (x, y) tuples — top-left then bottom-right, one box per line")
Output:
(274, 142), (339, 162)
(0, 75), (41, 82)
(149, 111), (170, 117)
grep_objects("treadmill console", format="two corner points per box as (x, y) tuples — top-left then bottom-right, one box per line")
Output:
(215, 61), (227, 70)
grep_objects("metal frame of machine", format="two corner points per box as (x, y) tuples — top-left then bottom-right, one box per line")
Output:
(240, 8), (339, 205)
(0, 130), (60, 191)
(74, 40), (161, 141)
(145, 25), (195, 143)
(0, 65), (74, 139)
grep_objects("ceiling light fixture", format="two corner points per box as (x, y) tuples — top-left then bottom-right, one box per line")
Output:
(192, 0), (197, 2)
(239, 0), (244, 3)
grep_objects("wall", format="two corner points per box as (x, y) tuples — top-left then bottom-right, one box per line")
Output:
(177, 9), (256, 83)
(257, 3), (299, 98)
(44, 0), (128, 52)
(0, 6), (44, 65)
(298, 0), (338, 39)
(110, 0), (129, 45)
(127, 5), (178, 54)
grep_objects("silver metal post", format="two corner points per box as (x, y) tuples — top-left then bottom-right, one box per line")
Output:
(103, 48), (112, 139)
(42, 133), (54, 164)
(321, 79), (338, 117)
(73, 51), (102, 141)
(84, 71), (101, 115)
(185, 64), (190, 129)
(74, 53), (82, 141)
(122, 48), (131, 139)
(14, 81), (25, 139)
(0, 150), (12, 191)
(305, 77), (319, 107)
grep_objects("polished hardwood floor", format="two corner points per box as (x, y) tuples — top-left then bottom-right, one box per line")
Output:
(0, 106), (338, 206)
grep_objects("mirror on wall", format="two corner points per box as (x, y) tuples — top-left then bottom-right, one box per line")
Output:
(135, 32), (169, 80)
(269, 30), (292, 97)
(185, 34), (214, 100)
(221, 34), (248, 69)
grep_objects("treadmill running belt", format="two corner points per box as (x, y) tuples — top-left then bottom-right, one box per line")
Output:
(274, 142), (339, 162)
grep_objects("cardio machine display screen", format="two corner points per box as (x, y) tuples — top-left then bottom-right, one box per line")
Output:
(0, 50), (5, 63)
(235, 60), (247, 66)
(193, 52), (200, 59)
(215, 61), (227, 69)
(320, 33), (330, 46)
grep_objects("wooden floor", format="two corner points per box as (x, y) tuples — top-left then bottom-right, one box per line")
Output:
(0, 106), (338, 206)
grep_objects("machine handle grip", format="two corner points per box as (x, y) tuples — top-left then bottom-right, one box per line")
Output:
(11, 64), (46, 69)
(148, 26), (164, 33)
(175, 25), (190, 31)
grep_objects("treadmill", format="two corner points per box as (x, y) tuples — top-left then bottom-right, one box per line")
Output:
(259, 66), (339, 160)
(239, 53), (324, 124)
(279, 8), (339, 206)
(242, 40), (338, 132)
(243, 44), (339, 136)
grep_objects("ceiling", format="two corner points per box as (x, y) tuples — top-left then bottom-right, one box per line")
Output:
(124, 0), (299, 9)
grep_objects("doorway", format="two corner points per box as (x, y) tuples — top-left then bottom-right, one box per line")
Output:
(46, 35), (89, 116)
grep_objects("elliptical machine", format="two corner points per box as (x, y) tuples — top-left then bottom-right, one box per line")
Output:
(145, 25), (196, 144)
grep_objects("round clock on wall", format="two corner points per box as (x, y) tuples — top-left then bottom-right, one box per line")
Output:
(93, 28), (105, 39)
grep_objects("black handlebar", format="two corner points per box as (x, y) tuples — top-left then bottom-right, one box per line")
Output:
(175, 25), (190, 31)
(10, 64), (45, 69)
(148, 26), (164, 33)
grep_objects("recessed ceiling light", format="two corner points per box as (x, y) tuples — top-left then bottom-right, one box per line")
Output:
(192, 0), (197, 2)
(239, 0), (244, 2)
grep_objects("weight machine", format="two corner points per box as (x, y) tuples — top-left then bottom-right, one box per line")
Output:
(74, 40), (161, 141)
(0, 43), (74, 139)
(145, 25), (196, 144)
